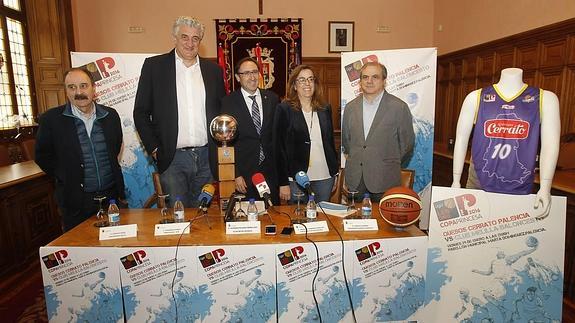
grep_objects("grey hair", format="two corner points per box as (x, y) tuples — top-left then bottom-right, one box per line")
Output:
(172, 16), (205, 38)
(360, 61), (388, 79)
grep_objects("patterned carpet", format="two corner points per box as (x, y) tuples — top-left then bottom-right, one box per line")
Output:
(0, 259), (47, 322)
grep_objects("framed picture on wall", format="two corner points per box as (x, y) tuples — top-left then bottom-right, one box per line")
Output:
(328, 21), (354, 53)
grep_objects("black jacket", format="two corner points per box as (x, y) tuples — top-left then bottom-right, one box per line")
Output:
(221, 89), (281, 204)
(133, 50), (225, 175)
(275, 102), (339, 185)
(35, 103), (125, 210)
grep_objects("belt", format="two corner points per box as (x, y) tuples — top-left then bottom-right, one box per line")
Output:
(179, 145), (208, 151)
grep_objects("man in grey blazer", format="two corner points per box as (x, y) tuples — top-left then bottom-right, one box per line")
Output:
(342, 62), (414, 201)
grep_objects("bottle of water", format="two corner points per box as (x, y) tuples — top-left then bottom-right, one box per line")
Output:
(361, 193), (372, 219)
(174, 197), (185, 223)
(247, 198), (258, 221)
(107, 199), (120, 226)
(306, 195), (317, 221)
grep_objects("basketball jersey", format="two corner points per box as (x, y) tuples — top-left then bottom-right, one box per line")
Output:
(470, 85), (541, 194)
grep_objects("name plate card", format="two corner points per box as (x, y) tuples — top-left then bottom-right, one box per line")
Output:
(154, 222), (190, 236)
(294, 221), (329, 234)
(99, 224), (138, 241)
(226, 221), (261, 234)
(343, 219), (379, 231)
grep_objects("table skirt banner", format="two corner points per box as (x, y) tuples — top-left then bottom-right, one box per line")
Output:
(194, 244), (277, 322)
(425, 186), (566, 322)
(347, 236), (428, 322)
(39, 246), (124, 322)
(117, 246), (199, 322)
(276, 241), (353, 322)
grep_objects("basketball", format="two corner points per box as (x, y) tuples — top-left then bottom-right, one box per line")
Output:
(378, 187), (422, 227)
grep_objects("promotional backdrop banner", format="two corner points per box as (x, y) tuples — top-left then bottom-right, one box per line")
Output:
(40, 246), (124, 322)
(71, 52), (156, 207)
(425, 186), (566, 322)
(340, 48), (436, 229)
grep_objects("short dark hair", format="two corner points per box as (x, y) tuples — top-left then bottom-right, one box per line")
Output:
(234, 57), (259, 74)
(64, 67), (95, 85)
(360, 62), (388, 80)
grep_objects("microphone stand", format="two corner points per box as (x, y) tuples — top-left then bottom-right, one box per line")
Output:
(191, 206), (212, 229)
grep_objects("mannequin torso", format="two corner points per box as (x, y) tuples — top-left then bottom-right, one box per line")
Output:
(451, 68), (561, 218)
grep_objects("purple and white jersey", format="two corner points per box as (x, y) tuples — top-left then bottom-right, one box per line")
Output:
(471, 85), (541, 194)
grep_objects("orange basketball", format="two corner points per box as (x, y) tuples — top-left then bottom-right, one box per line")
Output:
(378, 187), (422, 227)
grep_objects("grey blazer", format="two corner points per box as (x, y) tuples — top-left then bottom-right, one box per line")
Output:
(342, 91), (415, 193)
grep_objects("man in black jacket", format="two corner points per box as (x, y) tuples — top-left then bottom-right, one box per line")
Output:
(35, 68), (125, 231)
(133, 16), (225, 207)
(221, 57), (281, 204)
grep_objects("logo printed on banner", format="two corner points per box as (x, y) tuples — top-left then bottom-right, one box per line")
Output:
(501, 104), (515, 110)
(277, 246), (305, 266)
(355, 242), (382, 262)
(199, 248), (227, 268)
(79, 57), (119, 82)
(120, 250), (148, 270)
(42, 250), (69, 269)
(433, 198), (460, 221)
(484, 119), (530, 139)
(454, 194), (478, 216)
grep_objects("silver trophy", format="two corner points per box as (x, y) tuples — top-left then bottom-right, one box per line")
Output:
(209, 114), (237, 147)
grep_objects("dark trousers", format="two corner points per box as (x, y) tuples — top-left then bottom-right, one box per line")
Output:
(60, 187), (120, 232)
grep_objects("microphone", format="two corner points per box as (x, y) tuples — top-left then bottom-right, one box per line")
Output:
(295, 171), (314, 196)
(197, 184), (215, 211)
(251, 172), (273, 209)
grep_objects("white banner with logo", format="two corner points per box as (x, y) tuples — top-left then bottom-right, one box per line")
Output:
(71, 53), (156, 207)
(276, 241), (356, 322)
(425, 186), (566, 322)
(195, 244), (277, 322)
(347, 236), (428, 322)
(340, 48), (436, 229)
(116, 247), (200, 322)
(40, 246), (124, 322)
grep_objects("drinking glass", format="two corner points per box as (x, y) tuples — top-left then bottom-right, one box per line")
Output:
(347, 190), (359, 218)
(158, 194), (173, 224)
(93, 195), (109, 227)
(234, 194), (246, 220)
(294, 191), (305, 219)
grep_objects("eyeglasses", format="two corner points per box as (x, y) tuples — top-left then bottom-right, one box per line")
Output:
(237, 70), (260, 77)
(296, 76), (315, 84)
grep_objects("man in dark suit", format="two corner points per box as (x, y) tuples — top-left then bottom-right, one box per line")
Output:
(342, 62), (415, 201)
(35, 68), (125, 231)
(133, 16), (225, 207)
(221, 57), (281, 204)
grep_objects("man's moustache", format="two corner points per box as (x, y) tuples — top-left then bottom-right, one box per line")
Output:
(74, 95), (89, 100)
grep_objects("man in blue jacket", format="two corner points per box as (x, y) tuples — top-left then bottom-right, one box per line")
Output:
(35, 68), (125, 231)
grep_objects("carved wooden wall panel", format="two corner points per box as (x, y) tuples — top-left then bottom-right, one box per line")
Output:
(25, 0), (74, 115)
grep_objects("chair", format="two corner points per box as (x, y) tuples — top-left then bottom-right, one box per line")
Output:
(19, 138), (36, 161)
(143, 172), (164, 208)
(332, 168), (415, 203)
(0, 144), (12, 166)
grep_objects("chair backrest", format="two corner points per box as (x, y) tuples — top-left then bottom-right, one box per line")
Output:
(333, 168), (416, 203)
(400, 169), (415, 189)
(0, 144), (12, 167)
(143, 172), (164, 208)
(19, 139), (35, 161)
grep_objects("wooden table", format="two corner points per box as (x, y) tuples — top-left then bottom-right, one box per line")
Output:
(48, 206), (426, 247)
